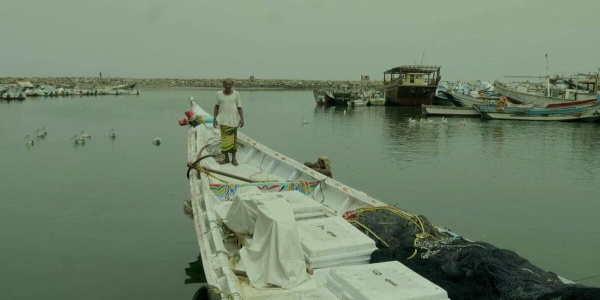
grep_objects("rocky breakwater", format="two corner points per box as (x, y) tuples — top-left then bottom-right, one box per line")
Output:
(0, 77), (379, 90)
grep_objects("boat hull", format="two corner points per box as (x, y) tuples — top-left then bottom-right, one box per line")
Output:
(384, 85), (437, 106)
(421, 105), (479, 116)
(184, 100), (586, 299)
(475, 106), (600, 122)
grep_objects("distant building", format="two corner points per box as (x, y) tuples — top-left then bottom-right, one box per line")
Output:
(361, 75), (370, 82)
(249, 75), (255, 80)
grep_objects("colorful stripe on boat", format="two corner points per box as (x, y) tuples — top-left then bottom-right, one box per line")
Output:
(210, 180), (320, 201)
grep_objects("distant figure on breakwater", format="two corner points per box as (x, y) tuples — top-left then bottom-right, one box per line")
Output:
(99, 72), (102, 78)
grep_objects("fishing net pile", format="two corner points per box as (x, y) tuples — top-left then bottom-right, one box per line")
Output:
(344, 206), (600, 300)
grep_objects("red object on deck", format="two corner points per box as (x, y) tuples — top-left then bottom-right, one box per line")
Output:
(184, 109), (194, 119)
(178, 118), (189, 126)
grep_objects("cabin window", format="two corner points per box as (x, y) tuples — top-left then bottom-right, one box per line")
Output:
(410, 75), (415, 83)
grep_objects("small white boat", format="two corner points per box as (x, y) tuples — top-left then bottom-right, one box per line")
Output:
(183, 100), (585, 300)
(474, 105), (600, 122)
(421, 104), (480, 117)
(350, 98), (369, 107)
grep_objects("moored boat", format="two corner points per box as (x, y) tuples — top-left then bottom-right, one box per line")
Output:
(383, 65), (441, 106)
(183, 99), (599, 300)
(441, 91), (497, 107)
(421, 104), (480, 117)
(476, 100), (598, 115)
(494, 81), (598, 107)
(474, 104), (600, 122)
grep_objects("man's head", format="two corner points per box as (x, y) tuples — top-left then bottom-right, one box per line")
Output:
(317, 156), (331, 170)
(223, 78), (233, 86)
(317, 158), (325, 168)
(222, 78), (234, 92)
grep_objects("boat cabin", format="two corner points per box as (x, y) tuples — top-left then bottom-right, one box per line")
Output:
(383, 65), (441, 87)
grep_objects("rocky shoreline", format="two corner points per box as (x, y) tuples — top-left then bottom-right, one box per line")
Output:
(0, 77), (378, 90)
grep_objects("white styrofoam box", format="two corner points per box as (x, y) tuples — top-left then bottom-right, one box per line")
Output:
(216, 191), (325, 221)
(296, 217), (376, 268)
(306, 254), (371, 269)
(271, 191), (326, 219)
(326, 261), (449, 300)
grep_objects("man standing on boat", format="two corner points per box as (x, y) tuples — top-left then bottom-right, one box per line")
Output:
(304, 156), (332, 178)
(213, 78), (244, 166)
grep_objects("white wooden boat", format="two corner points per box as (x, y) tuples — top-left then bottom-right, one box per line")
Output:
(441, 91), (496, 107)
(494, 81), (597, 107)
(183, 100), (592, 300)
(474, 105), (600, 122)
(349, 97), (369, 106)
(421, 104), (480, 117)
(366, 90), (386, 106)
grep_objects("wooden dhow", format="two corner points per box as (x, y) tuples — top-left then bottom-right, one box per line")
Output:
(383, 65), (441, 106)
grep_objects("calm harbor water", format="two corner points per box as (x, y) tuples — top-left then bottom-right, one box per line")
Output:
(1, 88), (599, 299)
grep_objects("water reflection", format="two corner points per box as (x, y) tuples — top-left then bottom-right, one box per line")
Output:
(186, 254), (218, 300)
(381, 106), (444, 161)
(184, 254), (206, 284)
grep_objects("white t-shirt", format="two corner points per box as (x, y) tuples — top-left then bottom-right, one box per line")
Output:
(215, 90), (242, 127)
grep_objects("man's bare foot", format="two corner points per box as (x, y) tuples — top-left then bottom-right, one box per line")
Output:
(218, 159), (230, 165)
(231, 160), (238, 166)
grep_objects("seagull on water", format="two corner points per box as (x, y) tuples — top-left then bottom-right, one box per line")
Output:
(35, 129), (45, 138)
(24, 135), (34, 145)
(442, 117), (448, 124)
(460, 119), (467, 125)
(40, 126), (48, 136)
(408, 117), (417, 124)
(71, 135), (86, 144)
(80, 130), (91, 139)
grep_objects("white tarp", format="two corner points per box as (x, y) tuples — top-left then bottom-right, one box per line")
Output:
(239, 200), (309, 289)
(222, 187), (264, 235)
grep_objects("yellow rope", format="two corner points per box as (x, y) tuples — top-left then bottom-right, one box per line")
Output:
(193, 165), (234, 185)
(348, 220), (389, 247)
(346, 206), (443, 259)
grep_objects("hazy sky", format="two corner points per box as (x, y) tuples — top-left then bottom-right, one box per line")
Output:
(1, 0), (598, 81)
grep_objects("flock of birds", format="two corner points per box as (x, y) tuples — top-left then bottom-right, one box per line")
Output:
(23, 128), (162, 146)
(408, 116), (467, 125)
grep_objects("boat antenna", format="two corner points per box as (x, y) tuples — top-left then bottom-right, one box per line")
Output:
(420, 52), (425, 65)
(545, 53), (550, 96)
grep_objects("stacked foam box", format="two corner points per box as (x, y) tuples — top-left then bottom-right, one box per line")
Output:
(296, 216), (377, 269)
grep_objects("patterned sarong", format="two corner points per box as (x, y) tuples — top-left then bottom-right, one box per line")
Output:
(220, 125), (237, 153)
